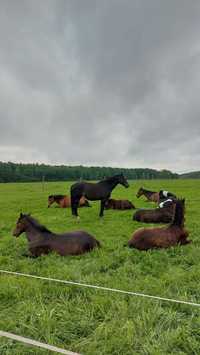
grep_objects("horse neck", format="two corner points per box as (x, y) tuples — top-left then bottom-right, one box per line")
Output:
(143, 189), (152, 197)
(24, 222), (48, 245)
(171, 201), (185, 228)
(104, 178), (119, 191)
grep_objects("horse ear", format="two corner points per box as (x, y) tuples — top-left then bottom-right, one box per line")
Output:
(20, 212), (23, 218)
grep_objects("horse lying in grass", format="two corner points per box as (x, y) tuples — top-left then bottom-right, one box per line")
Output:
(105, 198), (135, 210)
(128, 199), (190, 250)
(13, 213), (100, 257)
(48, 195), (90, 208)
(136, 187), (176, 203)
(71, 174), (129, 218)
(133, 199), (175, 223)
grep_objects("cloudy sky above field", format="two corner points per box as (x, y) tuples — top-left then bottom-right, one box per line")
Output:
(0, 1), (200, 172)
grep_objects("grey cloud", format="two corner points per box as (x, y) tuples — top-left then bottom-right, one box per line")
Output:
(0, 0), (200, 171)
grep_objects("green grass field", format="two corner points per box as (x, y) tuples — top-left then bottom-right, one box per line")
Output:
(1, 179), (200, 355)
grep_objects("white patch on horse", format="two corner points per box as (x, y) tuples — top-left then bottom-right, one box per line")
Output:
(159, 199), (173, 208)
(162, 190), (168, 197)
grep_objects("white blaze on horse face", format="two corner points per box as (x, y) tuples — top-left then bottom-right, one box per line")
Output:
(162, 190), (168, 197)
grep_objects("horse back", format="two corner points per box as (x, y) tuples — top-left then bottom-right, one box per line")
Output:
(48, 231), (100, 255)
(59, 196), (70, 207)
(71, 181), (108, 201)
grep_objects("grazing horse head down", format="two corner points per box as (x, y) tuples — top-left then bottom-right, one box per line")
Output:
(13, 213), (100, 257)
(128, 199), (190, 250)
(48, 194), (90, 208)
(70, 173), (129, 218)
(48, 195), (66, 208)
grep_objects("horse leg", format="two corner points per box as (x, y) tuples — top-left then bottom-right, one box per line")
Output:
(71, 196), (81, 219)
(72, 199), (80, 217)
(99, 199), (107, 217)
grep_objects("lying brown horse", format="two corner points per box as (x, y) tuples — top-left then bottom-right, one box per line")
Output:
(105, 198), (135, 210)
(128, 199), (190, 250)
(13, 213), (100, 257)
(48, 195), (90, 208)
(133, 199), (175, 223)
(136, 187), (176, 203)
(136, 187), (160, 202)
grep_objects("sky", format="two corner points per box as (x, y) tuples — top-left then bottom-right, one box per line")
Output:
(0, 0), (200, 173)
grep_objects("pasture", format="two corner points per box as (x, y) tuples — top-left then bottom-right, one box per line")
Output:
(0, 179), (200, 354)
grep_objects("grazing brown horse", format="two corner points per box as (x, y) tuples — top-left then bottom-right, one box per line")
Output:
(136, 187), (176, 203)
(48, 195), (90, 208)
(128, 199), (190, 250)
(105, 199), (135, 210)
(71, 174), (129, 218)
(13, 213), (100, 257)
(133, 201), (175, 224)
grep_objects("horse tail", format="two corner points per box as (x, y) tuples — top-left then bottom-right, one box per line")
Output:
(171, 199), (185, 227)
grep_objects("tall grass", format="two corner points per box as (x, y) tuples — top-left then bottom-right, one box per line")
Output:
(0, 180), (200, 354)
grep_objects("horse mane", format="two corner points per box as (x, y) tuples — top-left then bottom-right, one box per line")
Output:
(23, 215), (52, 234)
(100, 174), (122, 183)
(171, 199), (185, 227)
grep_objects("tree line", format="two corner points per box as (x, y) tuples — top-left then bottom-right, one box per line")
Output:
(0, 162), (179, 183)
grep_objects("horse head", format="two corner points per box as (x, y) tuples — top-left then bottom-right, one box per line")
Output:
(48, 195), (55, 207)
(136, 187), (144, 198)
(117, 174), (129, 188)
(13, 213), (30, 237)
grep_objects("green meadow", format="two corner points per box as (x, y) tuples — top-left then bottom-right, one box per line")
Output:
(0, 179), (200, 354)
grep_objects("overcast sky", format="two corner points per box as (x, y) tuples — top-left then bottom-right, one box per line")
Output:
(0, 1), (200, 172)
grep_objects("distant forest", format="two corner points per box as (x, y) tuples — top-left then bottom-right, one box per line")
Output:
(0, 161), (181, 182)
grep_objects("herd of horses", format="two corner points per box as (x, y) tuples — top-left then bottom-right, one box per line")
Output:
(13, 174), (190, 257)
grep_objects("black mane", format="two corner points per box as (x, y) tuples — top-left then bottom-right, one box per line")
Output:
(171, 199), (185, 227)
(23, 214), (52, 233)
(100, 174), (122, 183)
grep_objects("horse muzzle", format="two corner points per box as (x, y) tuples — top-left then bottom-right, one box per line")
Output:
(12, 228), (22, 237)
(13, 230), (19, 237)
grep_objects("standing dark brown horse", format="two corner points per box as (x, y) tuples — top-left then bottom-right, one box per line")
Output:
(71, 174), (129, 218)
(128, 199), (190, 250)
(13, 213), (100, 257)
